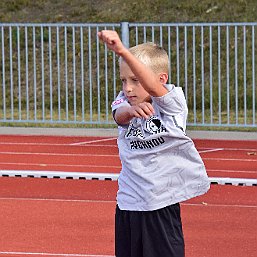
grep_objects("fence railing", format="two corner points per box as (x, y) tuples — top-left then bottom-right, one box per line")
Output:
(0, 22), (256, 128)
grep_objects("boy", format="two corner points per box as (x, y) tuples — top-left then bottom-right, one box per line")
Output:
(98, 30), (210, 257)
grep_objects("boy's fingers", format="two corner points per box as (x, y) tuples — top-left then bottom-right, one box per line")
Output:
(132, 104), (154, 119)
(141, 107), (153, 117)
(138, 103), (155, 116)
(130, 107), (146, 119)
(135, 110), (149, 119)
(98, 30), (126, 56)
(98, 30), (117, 43)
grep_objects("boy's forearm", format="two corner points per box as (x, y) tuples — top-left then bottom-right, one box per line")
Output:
(114, 106), (134, 125)
(114, 102), (155, 125)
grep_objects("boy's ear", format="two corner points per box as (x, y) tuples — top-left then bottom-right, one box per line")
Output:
(159, 73), (169, 84)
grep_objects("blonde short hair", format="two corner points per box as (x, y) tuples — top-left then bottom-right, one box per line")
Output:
(127, 42), (169, 74)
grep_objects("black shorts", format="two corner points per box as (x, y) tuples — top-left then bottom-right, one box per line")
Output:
(115, 203), (185, 257)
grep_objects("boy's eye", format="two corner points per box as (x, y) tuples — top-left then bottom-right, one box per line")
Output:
(120, 78), (139, 84)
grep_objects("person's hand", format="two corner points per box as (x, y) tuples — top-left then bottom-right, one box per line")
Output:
(128, 102), (155, 119)
(98, 30), (127, 56)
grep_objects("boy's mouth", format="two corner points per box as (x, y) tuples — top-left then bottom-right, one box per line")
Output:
(127, 96), (138, 105)
(127, 96), (136, 100)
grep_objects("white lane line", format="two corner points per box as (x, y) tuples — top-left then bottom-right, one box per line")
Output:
(0, 151), (119, 157)
(197, 146), (257, 151)
(0, 197), (256, 208)
(0, 163), (256, 174)
(0, 142), (255, 151)
(0, 252), (114, 257)
(182, 202), (257, 208)
(2, 150), (256, 161)
(0, 142), (117, 148)
(1, 161), (256, 177)
(70, 137), (117, 146)
(0, 142), (70, 146)
(203, 157), (257, 162)
(199, 148), (224, 153)
(207, 169), (257, 174)
(0, 197), (116, 203)
(0, 162), (121, 169)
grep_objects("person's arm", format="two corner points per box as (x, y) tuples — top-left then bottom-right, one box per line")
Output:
(114, 102), (155, 125)
(98, 30), (168, 97)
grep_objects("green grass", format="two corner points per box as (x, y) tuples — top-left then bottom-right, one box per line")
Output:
(1, 0), (257, 23)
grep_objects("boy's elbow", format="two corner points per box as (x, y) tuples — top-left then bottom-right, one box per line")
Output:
(113, 107), (132, 125)
(114, 115), (130, 126)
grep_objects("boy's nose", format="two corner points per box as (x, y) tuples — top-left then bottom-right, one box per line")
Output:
(123, 83), (132, 93)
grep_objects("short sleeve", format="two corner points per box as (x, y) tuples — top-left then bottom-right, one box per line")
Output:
(111, 91), (130, 112)
(152, 85), (187, 115)
(152, 85), (188, 132)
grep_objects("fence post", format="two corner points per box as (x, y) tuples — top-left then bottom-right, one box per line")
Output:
(121, 22), (130, 48)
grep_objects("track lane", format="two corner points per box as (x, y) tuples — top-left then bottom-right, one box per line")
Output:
(0, 134), (256, 178)
(0, 135), (256, 257)
(0, 177), (256, 257)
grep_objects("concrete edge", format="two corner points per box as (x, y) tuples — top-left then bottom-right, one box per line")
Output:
(0, 127), (256, 140)
(187, 130), (257, 141)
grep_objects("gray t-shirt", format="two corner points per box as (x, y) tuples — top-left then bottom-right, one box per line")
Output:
(112, 84), (210, 211)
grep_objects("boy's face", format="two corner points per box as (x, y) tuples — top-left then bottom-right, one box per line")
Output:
(120, 61), (150, 106)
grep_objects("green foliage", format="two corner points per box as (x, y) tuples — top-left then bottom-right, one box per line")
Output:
(0, 0), (257, 23)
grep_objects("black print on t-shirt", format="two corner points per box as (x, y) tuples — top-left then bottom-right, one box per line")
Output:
(130, 137), (165, 150)
(125, 124), (144, 139)
(144, 116), (167, 134)
(125, 116), (167, 140)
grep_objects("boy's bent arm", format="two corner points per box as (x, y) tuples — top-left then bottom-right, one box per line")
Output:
(114, 106), (134, 125)
(114, 102), (155, 125)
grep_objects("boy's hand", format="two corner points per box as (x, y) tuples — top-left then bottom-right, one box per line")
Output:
(98, 30), (127, 56)
(129, 102), (155, 119)
(114, 102), (155, 125)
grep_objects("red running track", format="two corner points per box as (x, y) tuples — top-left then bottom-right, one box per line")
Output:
(0, 135), (256, 257)
(0, 135), (256, 178)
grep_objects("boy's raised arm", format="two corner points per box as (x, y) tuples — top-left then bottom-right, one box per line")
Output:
(98, 30), (168, 97)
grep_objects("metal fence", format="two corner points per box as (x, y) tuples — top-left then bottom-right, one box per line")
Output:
(0, 22), (256, 128)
